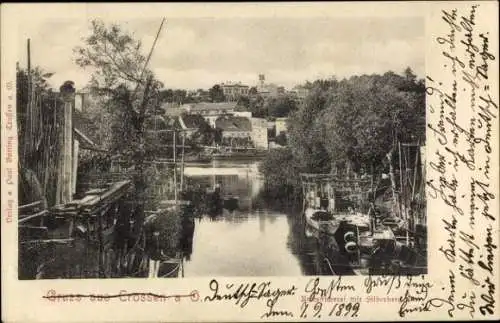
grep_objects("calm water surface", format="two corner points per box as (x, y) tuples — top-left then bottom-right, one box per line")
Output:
(181, 160), (342, 277)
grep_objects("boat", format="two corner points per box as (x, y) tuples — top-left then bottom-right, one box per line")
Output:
(300, 172), (420, 273)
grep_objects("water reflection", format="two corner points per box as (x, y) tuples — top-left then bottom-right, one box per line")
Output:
(180, 160), (343, 277)
(179, 215), (195, 261)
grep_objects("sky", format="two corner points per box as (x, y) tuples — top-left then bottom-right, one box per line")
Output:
(16, 16), (424, 91)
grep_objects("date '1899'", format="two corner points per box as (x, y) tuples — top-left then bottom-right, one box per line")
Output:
(300, 302), (360, 318)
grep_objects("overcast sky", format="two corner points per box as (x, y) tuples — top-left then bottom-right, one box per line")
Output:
(17, 16), (424, 90)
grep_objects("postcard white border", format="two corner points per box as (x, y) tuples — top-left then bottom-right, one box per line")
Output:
(2, 2), (499, 322)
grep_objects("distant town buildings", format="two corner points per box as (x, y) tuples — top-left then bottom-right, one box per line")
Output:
(256, 74), (284, 98)
(292, 85), (309, 104)
(180, 102), (237, 127)
(220, 82), (249, 102)
(294, 85), (309, 98)
(158, 76), (311, 150)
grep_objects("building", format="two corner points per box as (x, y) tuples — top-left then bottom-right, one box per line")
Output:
(220, 82), (250, 102)
(233, 111), (252, 119)
(180, 102), (237, 127)
(257, 83), (280, 98)
(178, 114), (208, 138)
(275, 117), (288, 136)
(293, 85), (310, 104)
(255, 74), (284, 99)
(215, 116), (253, 147)
(250, 117), (269, 150)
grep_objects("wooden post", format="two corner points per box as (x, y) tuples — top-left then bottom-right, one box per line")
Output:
(26, 39), (32, 159)
(411, 141), (420, 201)
(398, 142), (404, 219)
(72, 139), (79, 195)
(399, 142), (409, 245)
(180, 132), (185, 192)
(386, 149), (398, 217)
(173, 130), (177, 203)
(97, 210), (105, 278)
(370, 164), (374, 201)
(58, 81), (76, 204)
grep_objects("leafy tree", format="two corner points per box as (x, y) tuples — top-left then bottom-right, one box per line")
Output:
(261, 68), (425, 199)
(235, 92), (266, 117)
(259, 147), (301, 199)
(265, 95), (298, 118)
(159, 89), (174, 102)
(159, 88), (187, 104)
(275, 132), (287, 146)
(73, 19), (169, 243)
(209, 84), (225, 102)
(249, 95), (266, 118)
(187, 114), (221, 146)
(74, 19), (164, 159)
(248, 86), (258, 96)
(235, 95), (250, 111)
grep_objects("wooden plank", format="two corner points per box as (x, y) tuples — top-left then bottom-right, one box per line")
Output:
(72, 139), (79, 195)
(79, 181), (131, 208)
(20, 238), (74, 245)
(19, 200), (42, 211)
(18, 210), (48, 223)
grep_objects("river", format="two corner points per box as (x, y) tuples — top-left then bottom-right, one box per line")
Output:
(179, 159), (352, 277)
(25, 159), (422, 279)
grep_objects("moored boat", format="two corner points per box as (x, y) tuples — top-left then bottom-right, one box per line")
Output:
(300, 172), (420, 273)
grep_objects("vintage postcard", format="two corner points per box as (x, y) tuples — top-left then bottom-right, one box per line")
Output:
(1, 2), (499, 322)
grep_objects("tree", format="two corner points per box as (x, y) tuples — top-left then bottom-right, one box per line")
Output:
(235, 95), (250, 111)
(74, 20), (168, 244)
(248, 86), (258, 96)
(209, 84), (225, 102)
(261, 68), (426, 200)
(249, 95), (266, 118)
(275, 132), (287, 146)
(265, 95), (297, 118)
(159, 89), (174, 102)
(187, 114), (221, 146)
(74, 19), (163, 158)
(259, 147), (301, 200)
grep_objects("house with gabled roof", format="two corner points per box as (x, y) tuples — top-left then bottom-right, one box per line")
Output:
(178, 113), (209, 138)
(215, 116), (252, 138)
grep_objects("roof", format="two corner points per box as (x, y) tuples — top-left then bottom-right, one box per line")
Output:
(220, 83), (249, 88)
(73, 109), (101, 148)
(181, 102), (237, 112)
(251, 117), (267, 127)
(179, 114), (207, 129)
(215, 116), (252, 132)
(74, 128), (96, 148)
